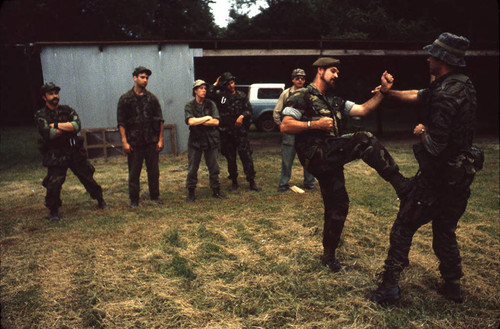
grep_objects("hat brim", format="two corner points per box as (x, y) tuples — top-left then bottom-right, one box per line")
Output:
(423, 44), (466, 67)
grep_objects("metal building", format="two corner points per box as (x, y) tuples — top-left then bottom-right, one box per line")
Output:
(39, 42), (203, 153)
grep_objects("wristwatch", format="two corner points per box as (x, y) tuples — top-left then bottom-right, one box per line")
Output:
(54, 122), (58, 129)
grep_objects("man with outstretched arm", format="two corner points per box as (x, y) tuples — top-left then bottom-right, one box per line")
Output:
(281, 57), (411, 272)
(370, 33), (483, 304)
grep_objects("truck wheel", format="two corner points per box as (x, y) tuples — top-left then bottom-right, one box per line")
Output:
(256, 113), (277, 132)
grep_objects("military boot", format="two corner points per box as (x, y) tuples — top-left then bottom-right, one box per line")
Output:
(438, 279), (463, 303)
(320, 250), (342, 272)
(389, 173), (414, 200)
(370, 271), (401, 304)
(229, 179), (238, 191)
(97, 198), (110, 210)
(212, 188), (226, 200)
(49, 209), (60, 222)
(249, 179), (262, 192)
(186, 188), (196, 203)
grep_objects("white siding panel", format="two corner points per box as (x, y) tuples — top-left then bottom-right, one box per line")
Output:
(40, 44), (199, 153)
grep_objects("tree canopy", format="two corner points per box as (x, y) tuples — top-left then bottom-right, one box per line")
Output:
(0, 0), (498, 43)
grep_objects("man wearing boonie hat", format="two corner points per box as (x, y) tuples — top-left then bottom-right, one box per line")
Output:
(35, 83), (109, 222)
(281, 57), (411, 273)
(371, 33), (483, 305)
(117, 66), (164, 207)
(273, 68), (316, 193)
(184, 79), (225, 202)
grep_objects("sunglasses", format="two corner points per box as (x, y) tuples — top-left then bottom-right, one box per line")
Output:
(294, 77), (305, 80)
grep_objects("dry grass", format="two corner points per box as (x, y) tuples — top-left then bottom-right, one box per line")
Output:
(0, 127), (498, 329)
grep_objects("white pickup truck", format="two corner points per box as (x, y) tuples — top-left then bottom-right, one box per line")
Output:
(237, 83), (285, 132)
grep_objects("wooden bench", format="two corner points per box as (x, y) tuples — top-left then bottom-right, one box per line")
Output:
(80, 124), (177, 159)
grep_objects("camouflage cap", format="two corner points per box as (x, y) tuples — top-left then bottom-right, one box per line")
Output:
(312, 57), (341, 68)
(40, 82), (60, 95)
(291, 68), (306, 78)
(193, 79), (207, 89)
(219, 72), (236, 85)
(133, 66), (152, 77)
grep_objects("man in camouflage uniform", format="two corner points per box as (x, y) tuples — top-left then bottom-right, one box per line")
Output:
(117, 66), (164, 207)
(273, 68), (316, 192)
(281, 57), (410, 272)
(370, 33), (483, 304)
(184, 79), (225, 202)
(35, 83), (109, 222)
(207, 72), (261, 191)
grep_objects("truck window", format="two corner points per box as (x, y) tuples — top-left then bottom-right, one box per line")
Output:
(257, 88), (283, 99)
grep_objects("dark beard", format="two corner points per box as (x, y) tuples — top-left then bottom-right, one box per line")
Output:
(320, 73), (335, 89)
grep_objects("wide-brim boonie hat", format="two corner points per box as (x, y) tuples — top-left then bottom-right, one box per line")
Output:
(423, 32), (469, 67)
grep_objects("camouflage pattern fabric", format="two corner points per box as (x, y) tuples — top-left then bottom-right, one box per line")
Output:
(285, 84), (402, 258)
(117, 89), (163, 146)
(184, 99), (220, 150)
(35, 105), (103, 210)
(382, 72), (479, 281)
(127, 143), (159, 202)
(207, 86), (256, 181)
(219, 129), (256, 181)
(42, 152), (103, 210)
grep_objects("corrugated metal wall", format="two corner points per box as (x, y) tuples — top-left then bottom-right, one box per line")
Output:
(40, 43), (203, 153)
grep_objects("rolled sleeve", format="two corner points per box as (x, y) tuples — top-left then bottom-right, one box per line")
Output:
(282, 107), (302, 120)
(344, 100), (355, 115)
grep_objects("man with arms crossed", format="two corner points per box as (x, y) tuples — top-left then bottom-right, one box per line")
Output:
(184, 79), (225, 202)
(35, 83), (109, 222)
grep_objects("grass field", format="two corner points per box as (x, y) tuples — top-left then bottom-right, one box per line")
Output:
(0, 126), (498, 329)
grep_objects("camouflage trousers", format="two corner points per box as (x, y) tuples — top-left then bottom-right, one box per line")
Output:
(220, 130), (256, 181)
(382, 174), (472, 281)
(42, 151), (103, 210)
(298, 131), (401, 255)
(186, 146), (220, 190)
(127, 143), (159, 202)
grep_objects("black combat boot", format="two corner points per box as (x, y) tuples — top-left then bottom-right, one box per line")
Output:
(186, 188), (196, 203)
(389, 173), (413, 200)
(97, 198), (110, 209)
(212, 188), (226, 200)
(438, 279), (463, 303)
(320, 250), (343, 272)
(370, 271), (401, 304)
(49, 209), (60, 222)
(249, 179), (262, 192)
(229, 179), (238, 191)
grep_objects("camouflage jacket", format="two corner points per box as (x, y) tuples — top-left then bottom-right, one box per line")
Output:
(34, 105), (82, 166)
(117, 89), (164, 146)
(184, 99), (220, 150)
(284, 83), (349, 159)
(207, 86), (252, 132)
(414, 72), (477, 176)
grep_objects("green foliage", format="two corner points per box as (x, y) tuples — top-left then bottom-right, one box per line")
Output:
(223, 0), (498, 42)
